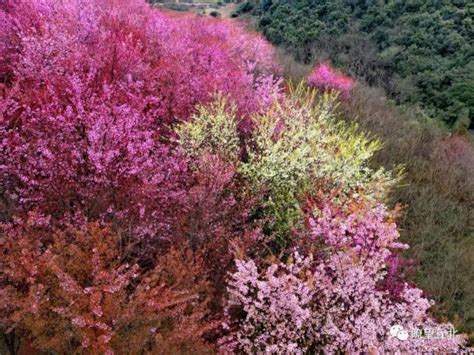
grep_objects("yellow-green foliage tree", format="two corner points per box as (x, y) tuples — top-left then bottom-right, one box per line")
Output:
(177, 85), (399, 245)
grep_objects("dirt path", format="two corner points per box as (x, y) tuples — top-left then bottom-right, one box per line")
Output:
(200, 3), (238, 18)
(156, 2), (238, 19)
(218, 3), (237, 18)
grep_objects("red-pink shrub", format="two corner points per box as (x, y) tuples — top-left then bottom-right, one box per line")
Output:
(0, 3), (268, 325)
(0, 217), (216, 353)
(307, 62), (354, 99)
(173, 153), (263, 293)
(1, 0), (280, 120)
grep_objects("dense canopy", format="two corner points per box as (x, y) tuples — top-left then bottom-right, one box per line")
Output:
(252, 0), (474, 127)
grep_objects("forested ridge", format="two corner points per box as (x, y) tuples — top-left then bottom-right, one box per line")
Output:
(239, 0), (473, 128)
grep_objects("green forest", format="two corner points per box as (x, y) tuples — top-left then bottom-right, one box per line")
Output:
(238, 0), (474, 128)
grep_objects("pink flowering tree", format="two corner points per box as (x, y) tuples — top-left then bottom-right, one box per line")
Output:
(0, 0), (280, 233)
(307, 62), (354, 99)
(222, 198), (465, 353)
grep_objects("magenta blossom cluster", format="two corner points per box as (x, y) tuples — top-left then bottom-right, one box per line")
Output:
(307, 63), (354, 99)
(0, 0), (280, 231)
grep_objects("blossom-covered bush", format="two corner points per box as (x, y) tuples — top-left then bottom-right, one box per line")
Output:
(308, 63), (354, 99)
(176, 97), (242, 163)
(0, 216), (215, 354)
(222, 199), (465, 353)
(0, 155), (260, 351)
(0, 0), (280, 223)
(240, 86), (395, 231)
(221, 256), (316, 353)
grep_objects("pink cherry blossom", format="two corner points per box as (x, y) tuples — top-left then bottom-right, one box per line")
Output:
(308, 62), (354, 99)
